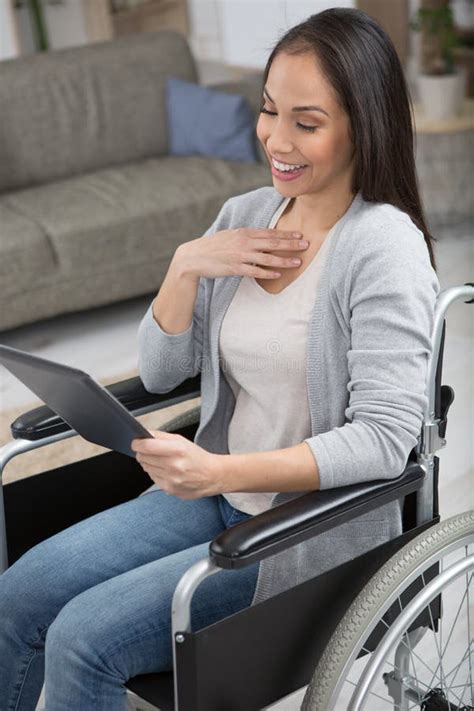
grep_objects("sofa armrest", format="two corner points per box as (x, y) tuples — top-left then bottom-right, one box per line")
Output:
(208, 75), (266, 164)
(210, 462), (424, 569)
(10, 375), (201, 442)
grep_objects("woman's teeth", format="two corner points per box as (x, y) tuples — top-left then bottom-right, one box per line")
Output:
(272, 158), (307, 172)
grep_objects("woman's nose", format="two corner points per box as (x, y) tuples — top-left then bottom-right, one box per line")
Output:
(267, 123), (294, 153)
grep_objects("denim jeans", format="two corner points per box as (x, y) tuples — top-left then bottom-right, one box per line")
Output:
(0, 490), (259, 711)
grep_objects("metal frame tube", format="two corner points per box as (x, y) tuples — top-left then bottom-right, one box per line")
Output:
(425, 285), (473, 422)
(384, 626), (427, 710)
(0, 430), (78, 573)
(416, 284), (474, 525)
(171, 558), (222, 711)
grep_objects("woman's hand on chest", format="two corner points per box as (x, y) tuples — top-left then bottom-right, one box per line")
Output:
(176, 227), (310, 281)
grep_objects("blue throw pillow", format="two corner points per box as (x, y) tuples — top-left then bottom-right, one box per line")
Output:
(166, 76), (259, 163)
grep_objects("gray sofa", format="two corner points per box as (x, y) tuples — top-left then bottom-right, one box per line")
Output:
(0, 30), (271, 333)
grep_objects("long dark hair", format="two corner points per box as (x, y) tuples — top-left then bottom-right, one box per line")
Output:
(261, 7), (437, 271)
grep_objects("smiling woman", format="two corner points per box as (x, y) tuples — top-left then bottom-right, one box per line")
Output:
(0, 8), (442, 711)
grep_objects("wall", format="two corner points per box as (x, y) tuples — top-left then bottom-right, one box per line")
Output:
(188, 0), (222, 61)
(188, 0), (356, 67)
(45, 0), (88, 50)
(0, 0), (20, 60)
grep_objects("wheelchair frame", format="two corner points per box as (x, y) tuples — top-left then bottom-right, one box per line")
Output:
(0, 282), (472, 711)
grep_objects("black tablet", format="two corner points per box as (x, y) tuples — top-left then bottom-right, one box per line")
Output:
(0, 344), (153, 457)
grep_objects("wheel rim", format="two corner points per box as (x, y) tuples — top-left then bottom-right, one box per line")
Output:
(318, 528), (474, 711)
(350, 552), (474, 710)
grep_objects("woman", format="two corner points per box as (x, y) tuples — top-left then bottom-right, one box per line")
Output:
(0, 8), (439, 710)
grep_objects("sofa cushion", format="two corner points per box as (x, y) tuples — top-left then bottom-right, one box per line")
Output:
(166, 77), (259, 163)
(208, 77), (267, 164)
(0, 204), (57, 296)
(2, 155), (272, 285)
(0, 31), (198, 194)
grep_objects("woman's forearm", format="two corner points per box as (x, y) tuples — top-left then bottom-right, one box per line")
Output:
(151, 247), (200, 335)
(212, 442), (320, 495)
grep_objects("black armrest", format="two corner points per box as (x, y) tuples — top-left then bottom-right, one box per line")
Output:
(210, 462), (424, 569)
(10, 375), (201, 442)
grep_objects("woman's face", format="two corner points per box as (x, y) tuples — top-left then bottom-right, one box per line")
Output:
(256, 51), (355, 199)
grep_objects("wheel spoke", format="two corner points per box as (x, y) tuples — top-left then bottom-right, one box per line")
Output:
(423, 570), (473, 704)
(359, 641), (436, 711)
(421, 570), (451, 697)
(441, 572), (473, 670)
(360, 643), (434, 690)
(376, 615), (439, 679)
(443, 641), (473, 682)
(396, 597), (423, 700)
(435, 661), (471, 707)
(448, 681), (474, 690)
(465, 552), (473, 705)
(458, 665), (473, 707)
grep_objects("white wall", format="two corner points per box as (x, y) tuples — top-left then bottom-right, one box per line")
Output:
(188, 0), (222, 62)
(188, 0), (356, 67)
(44, 0), (88, 50)
(452, 0), (474, 29)
(0, 0), (20, 60)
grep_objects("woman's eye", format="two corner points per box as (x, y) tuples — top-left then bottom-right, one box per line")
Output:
(260, 107), (277, 116)
(297, 124), (317, 133)
(259, 107), (317, 133)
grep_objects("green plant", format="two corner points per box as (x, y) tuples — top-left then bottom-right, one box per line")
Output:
(410, 4), (462, 75)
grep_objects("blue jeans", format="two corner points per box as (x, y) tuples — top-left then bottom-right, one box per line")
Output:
(0, 490), (259, 711)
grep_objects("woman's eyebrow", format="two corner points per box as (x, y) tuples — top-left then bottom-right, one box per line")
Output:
(263, 86), (330, 117)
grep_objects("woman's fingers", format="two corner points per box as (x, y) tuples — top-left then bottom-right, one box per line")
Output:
(240, 263), (282, 278)
(132, 431), (183, 456)
(136, 454), (170, 468)
(250, 235), (309, 251)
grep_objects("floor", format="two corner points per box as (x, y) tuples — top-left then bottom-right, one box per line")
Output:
(0, 219), (472, 710)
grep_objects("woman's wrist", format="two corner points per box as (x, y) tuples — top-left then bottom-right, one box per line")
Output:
(210, 445), (320, 496)
(172, 244), (200, 283)
(208, 453), (231, 496)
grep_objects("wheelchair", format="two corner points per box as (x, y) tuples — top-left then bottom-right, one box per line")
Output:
(0, 282), (472, 711)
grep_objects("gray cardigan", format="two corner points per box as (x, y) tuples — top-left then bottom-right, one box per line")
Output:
(136, 186), (440, 606)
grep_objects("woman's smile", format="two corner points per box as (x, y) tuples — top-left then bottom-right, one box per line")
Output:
(271, 163), (309, 181)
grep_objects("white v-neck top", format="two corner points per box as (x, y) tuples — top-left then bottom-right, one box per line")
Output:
(219, 196), (333, 515)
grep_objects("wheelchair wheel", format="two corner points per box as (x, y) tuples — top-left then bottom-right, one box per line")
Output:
(301, 511), (474, 711)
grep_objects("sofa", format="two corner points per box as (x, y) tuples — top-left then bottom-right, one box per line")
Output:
(0, 30), (271, 333)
